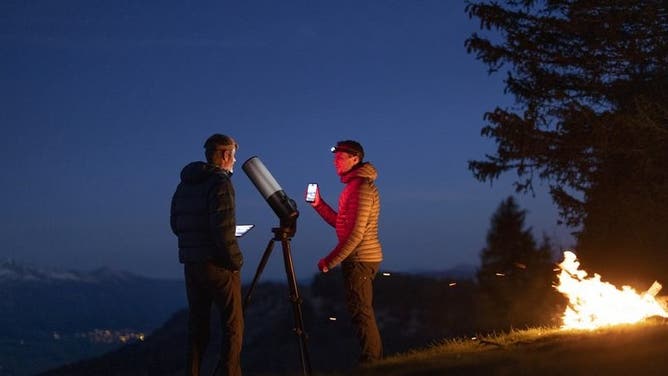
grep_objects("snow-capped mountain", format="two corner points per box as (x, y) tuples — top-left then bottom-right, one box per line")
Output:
(0, 259), (139, 284)
(0, 260), (186, 376)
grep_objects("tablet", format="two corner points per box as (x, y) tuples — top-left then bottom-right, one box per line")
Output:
(235, 224), (255, 237)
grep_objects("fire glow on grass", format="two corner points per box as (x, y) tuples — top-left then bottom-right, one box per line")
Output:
(556, 251), (668, 330)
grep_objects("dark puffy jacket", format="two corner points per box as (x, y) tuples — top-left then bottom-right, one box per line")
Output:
(170, 161), (243, 270)
(314, 162), (383, 269)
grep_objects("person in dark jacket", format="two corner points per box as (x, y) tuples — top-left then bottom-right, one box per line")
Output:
(170, 133), (243, 376)
(308, 140), (383, 364)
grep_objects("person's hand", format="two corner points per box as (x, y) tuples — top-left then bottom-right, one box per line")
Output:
(308, 186), (322, 207)
(318, 259), (329, 273)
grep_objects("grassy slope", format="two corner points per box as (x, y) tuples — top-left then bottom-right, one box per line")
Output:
(345, 319), (668, 376)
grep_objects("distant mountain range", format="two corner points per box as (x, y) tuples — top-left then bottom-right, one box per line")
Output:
(408, 263), (478, 280)
(0, 260), (477, 376)
(36, 267), (479, 376)
(0, 260), (139, 283)
(0, 260), (186, 376)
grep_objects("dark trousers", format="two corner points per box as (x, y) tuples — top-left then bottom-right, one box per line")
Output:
(341, 261), (383, 363)
(184, 262), (243, 376)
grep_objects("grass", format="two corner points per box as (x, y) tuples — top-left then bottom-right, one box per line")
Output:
(328, 318), (668, 376)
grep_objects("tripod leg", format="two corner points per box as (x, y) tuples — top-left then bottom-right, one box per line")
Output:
(281, 237), (313, 376)
(243, 237), (275, 312)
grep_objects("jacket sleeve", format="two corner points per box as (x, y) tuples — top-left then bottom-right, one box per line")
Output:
(169, 186), (180, 236)
(323, 179), (372, 268)
(314, 198), (337, 228)
(208, 176), (243, 270)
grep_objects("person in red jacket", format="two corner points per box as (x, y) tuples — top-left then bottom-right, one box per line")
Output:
(309, 140), (384, 364)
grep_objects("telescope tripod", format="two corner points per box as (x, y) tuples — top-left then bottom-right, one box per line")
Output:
(244, 226), (313, 376)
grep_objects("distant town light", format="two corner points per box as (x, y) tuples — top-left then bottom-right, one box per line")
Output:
(328, 317), (337, 321)
(449, 282), (457, 287)
(382, 272), (391, 277)
(495, 273), (505, 277)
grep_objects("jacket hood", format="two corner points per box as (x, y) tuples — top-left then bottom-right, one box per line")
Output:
(180, 161), (225, 184)
(341, 162), (377, 183)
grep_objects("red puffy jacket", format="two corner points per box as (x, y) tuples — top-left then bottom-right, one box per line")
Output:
(314, 162), (383, 269)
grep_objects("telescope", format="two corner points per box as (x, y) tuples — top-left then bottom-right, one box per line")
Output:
(242, 156), (299, 229)
(239, 155), (312, 375)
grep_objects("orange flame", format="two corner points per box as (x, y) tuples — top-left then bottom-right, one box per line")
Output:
(555, 251), (668, 330)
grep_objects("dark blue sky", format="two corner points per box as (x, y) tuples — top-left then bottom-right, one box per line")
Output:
(1, 1), (574, 281)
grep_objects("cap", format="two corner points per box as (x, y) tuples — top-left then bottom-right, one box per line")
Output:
(330, 140), (364, 160)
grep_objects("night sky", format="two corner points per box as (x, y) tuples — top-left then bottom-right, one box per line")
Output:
(1, 1), (574, 282)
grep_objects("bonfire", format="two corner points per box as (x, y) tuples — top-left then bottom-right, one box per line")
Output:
(555, 251), (668, 330)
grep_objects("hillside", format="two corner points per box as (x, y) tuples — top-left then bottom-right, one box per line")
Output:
(40, 305), (668, 375)
(39, 271), (478, 375)
(33, 263), (668, 375)
(353, 319), (668, 376)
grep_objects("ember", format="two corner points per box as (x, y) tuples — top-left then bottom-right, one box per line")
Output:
(555, 251), (668, 330)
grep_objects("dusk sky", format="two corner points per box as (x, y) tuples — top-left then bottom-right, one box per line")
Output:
(1, 1), (575, 282)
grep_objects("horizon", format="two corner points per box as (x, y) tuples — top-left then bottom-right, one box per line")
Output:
(0, 256), (480, 284)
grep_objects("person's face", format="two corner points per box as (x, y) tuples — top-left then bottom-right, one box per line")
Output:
(333, 151), (359, 176)
(219, 147), (237, 172)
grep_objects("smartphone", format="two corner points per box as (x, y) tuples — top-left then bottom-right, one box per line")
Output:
(235, 224), (255, 237)
(305, 183), (318, 202)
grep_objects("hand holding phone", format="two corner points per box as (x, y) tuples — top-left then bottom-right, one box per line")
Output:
(305, 183), (318, 203)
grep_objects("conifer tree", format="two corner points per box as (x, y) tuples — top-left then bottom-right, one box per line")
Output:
(465, 1), (668, 286)
(476, 197), (561, 330)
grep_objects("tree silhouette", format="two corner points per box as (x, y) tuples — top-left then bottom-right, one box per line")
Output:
(465, 1), (668, 287)
(476, 197), (562, 331)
